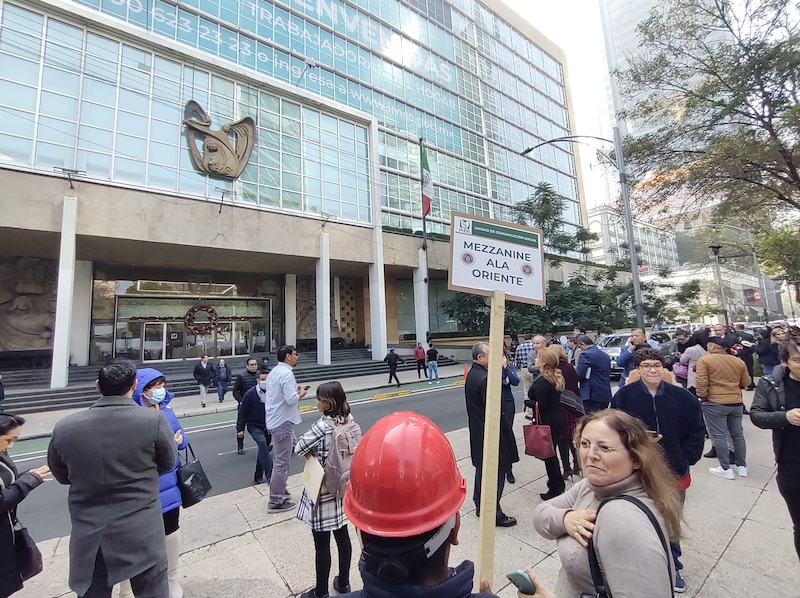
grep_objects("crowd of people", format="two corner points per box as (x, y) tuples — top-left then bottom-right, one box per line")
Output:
(2, 322), (800, 597)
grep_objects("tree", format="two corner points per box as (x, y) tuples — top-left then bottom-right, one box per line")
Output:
(757, 225), (800, 283)
(617, 0), (800, 221)
(511, 182), (598, 267)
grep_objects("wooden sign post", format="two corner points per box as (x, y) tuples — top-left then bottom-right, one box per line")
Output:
(447, 213), (545, 586)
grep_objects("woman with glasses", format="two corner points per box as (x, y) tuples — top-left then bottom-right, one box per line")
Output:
(755, 327), (784, 376)
(527, 409), (681, 598)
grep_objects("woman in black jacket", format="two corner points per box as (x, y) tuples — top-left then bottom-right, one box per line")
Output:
(0, 414), (50, 597)
(525, 347), (566, 500)
(754, 327), (784, 376)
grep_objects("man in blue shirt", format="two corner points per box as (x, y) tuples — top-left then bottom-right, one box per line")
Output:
(616, 328), (660, 386)
(264, 345), (308, 512)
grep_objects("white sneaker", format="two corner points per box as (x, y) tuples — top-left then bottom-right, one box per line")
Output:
(709, 466), (735, 480)
(737, 466), (748, 477)
(429, 381), (432, 384)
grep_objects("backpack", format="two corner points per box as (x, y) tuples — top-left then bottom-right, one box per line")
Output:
(322, 417), (362, 499)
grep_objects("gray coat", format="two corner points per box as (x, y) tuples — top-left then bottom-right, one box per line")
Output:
(47, 395), (178, 595)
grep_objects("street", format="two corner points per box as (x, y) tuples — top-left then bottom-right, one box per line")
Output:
(11, 383), (497, 542)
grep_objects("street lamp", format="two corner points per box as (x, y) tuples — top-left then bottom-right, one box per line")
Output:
(520, 126), (646, 330)
(709, 245), (729, 327)
(684, 223), (769, 324)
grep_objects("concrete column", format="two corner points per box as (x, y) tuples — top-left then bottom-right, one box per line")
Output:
(69, 260), (93, 367)
(413, 247), (429, 346)
(285, 274), (297, 347)
(316, 232), (331, 365)
(369, 232), (388, 361)
(50, 196), (78, 389)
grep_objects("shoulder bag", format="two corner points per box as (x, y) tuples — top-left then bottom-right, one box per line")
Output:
(523, 403), (555, 459)
(14, 520), (43, 581)
(581, 495), (674, 598)
(177, 444), (213, 508)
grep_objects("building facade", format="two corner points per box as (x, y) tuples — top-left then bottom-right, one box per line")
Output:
(0, 0), (587, 381)
(587, 204), (678, 272)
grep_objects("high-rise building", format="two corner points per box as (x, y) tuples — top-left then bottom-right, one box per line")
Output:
(0, 0), (587, 379)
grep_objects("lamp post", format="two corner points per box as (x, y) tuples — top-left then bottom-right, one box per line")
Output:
(520, 126), (646, 330)
(709, 245), (729, 327)
(684, 223), (769, 324)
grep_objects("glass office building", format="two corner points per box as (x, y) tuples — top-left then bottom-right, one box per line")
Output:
(0, 0), (586, 367)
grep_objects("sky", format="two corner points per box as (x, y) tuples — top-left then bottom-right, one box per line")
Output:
(500, 0), (616, 209)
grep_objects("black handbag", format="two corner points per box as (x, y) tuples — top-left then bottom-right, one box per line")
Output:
(14, 522), (43, 581)
(177, 444), (212, 508)
(581, 495), (674, 598)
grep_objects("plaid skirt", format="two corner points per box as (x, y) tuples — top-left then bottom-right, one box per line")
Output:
(296, 487), (347, 532)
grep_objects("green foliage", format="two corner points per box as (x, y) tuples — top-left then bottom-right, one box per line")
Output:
(757, 226), (800, 282)
(618, 0), (800, 221)
(511, 182), (598, 267)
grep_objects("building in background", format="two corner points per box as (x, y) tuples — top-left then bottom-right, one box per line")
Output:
(0, 0), (589, 380)
(587, 204), (678, 271)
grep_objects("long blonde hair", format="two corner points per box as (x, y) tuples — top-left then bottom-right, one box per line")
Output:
(537, 347), (565, 392)
(575, 410), (683, 540)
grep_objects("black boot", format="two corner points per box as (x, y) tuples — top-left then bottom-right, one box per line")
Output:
(704, 447), (717, 458)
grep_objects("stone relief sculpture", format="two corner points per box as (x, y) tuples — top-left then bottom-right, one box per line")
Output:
(0, 258), (57, 351)
(183, 100), (256, 179)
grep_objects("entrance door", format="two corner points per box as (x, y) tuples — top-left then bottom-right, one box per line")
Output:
(143, 323), (165, 361)
(216, 322), (233, 356)
(165, 323), (187, 360)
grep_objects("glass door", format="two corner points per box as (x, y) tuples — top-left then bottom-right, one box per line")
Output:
(165, 323), (187, 360)
(233, 321), (250, 355)
(216, 322), (233, 356)
(143, 323), (165, 361)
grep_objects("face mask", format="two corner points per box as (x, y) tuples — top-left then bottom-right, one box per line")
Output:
(149, 388), (167, 403)
(258, 380), (268, 391)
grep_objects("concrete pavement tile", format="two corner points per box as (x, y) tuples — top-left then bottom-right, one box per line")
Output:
(178, 533), (291, 597)
(673, 546), (718, 598)
(251, 518), (363, 595)
(694, 558), (799, 598)
(180, 499), (253, 553)
(719, 518), (800, 587)
(747, 486), (793, 532)
(681, 502), (748, 561)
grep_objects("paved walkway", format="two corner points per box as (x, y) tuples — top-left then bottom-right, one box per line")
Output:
(13, 382), (800, 598)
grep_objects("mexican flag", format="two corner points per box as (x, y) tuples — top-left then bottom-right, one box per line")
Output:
(421, 147), (433, 218)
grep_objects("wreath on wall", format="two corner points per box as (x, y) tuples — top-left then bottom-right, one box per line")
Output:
(185, 304), (218, 335)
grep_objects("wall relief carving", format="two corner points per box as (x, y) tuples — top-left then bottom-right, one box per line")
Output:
(0, 257), (57, 352)
(183, 100), (255, 179)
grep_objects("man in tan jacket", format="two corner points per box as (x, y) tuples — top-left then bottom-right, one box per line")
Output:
(696, 336), (751, 480)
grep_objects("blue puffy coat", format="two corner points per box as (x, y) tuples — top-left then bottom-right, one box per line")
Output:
(132, 367), (187, 513)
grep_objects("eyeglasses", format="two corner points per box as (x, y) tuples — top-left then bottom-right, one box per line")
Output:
(638, 362), (663, 371)
(576, 439), (620, 455)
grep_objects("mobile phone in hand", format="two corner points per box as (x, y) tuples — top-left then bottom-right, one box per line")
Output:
(303, 385), (311, 390)
(506, 570), (536, 595)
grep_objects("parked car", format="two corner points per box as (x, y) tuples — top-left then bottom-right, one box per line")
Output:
(596, 331), (675, 375)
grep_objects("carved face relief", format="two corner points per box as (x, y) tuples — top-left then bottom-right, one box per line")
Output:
(183, 100), (255, 179)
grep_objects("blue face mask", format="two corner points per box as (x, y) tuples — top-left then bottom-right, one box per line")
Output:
(149, 387), (167, 403)
(258, 380), (268, 391)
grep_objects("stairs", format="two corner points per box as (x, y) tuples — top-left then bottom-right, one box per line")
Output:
(1, 349), (457, 414)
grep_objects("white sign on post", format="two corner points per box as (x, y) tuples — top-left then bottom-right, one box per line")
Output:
(448, 213), (545, 306)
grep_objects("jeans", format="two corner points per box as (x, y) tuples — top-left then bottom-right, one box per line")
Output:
(267, 420), (295, 506)
(670, 490), (687, 573)
(248, 424), (273, 481)
(80, 548), (168, 598)
(428, 361), (439, 382)
(763, 364), (775, 376)
(777, 468), (800, 561)
(473, 464), (506, 518)
(198, 384), (208, 406)
(216, 381), (228, 402)
(701, 402), (746, 468)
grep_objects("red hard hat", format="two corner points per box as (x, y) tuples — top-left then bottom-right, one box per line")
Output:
(343, 411), (466, 537)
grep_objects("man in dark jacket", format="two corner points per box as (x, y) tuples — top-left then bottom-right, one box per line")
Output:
(751, 337), (800, 561)
(192, 355), (214, 408)
(734, 324), (756, 390)
(383, 348), (403, 387)
(232, 357), (263, 454)
(464, 342), (517, 527)
(612, 347), (705, 593)
(575, 335), (612, 413)
(47, 359), (177, 598)
(236, 369), (273, 484)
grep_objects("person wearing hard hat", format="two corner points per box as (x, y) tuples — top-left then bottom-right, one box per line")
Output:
(341, 411), (499, 597)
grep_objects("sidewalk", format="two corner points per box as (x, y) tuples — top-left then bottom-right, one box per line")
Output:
(15, 387), (800, 598)
(16, 364), (467, 440)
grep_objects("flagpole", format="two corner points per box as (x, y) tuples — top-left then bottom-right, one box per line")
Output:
(419, 137), (428, 252)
